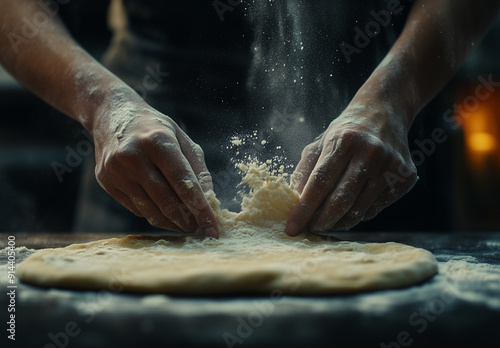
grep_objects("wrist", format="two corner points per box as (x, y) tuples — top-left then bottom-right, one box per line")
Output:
(348, 59), (419, 135)
(72, 73), (144, 137)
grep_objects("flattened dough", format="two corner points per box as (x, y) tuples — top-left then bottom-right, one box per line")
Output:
(18, 235), (437, 295)
(18, 162), (437, 295)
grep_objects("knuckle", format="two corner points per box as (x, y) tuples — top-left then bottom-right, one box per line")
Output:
(301, 142), (319, 158)
(138, 129), (175, 150)
(323, 129), (365, 156)
(311, 167), (335, 191)
(402, 163), (418, 181)
(95, 165), (118, 191)
(355, 134), (392, 161)
(197, 170), (212, 182)
(338, 128), (364, 144)
(390, 161), (418, 193)
(191, 143), (205, 158)
(171, 179), (188, 197)
(142, 131), (166, 147)
(103, 146), (138, 174)
(113, 145), (137, 164)
(290, 171), (305, 189)
(171, 175), (199, 197)
(329, 189), (350, 207)
(367, 140), (388, 159)
(337, 130), (390, 160)
(95, 166), (107, 186)
(197, 171), (213, 189)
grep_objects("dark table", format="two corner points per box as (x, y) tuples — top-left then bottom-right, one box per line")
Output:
(1, 232), (499, 348)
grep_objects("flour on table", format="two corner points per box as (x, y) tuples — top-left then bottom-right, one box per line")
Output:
(17, 158), (438, 295)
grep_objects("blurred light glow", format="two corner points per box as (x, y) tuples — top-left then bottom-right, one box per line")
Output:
(467, 132), (496, 152)
(456, 85), (500, 173)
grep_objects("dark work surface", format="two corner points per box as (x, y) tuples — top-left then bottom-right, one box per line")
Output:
(1, 232), (499, 348)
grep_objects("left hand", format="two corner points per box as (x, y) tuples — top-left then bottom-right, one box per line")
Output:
(285, 103), (418, 235)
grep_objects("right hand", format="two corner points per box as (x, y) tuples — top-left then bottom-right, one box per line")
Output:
(92, 100), (219, 238)
(286, 103), (418, 235)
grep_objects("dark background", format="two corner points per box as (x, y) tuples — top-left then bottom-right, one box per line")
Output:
(1, 1), (499, 233)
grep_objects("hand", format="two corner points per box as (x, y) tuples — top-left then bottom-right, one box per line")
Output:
(92, 99), (219, 238)
(285, 103), (418, 235)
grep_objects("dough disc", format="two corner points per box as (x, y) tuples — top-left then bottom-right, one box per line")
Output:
(18, 234), (437, 295)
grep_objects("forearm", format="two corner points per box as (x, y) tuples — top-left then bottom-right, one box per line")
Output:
(350, 0), (500, 132)
(0, 0), (141, 134)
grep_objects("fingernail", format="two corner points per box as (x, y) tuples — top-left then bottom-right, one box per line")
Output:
(286, 221), (301, 236)
(204, 226), (218, 239)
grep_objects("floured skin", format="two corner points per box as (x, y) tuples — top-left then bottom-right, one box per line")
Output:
(18, 161), (438, 295)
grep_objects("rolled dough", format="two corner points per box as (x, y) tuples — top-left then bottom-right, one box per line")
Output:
(17, 235), (437, 295)
(18, 161), (438, 295)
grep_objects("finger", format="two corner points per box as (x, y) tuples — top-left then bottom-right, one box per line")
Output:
(152, 138), (219, 238)
(127, 183), (188, 232)
(177, 131), (214, 193)
(291, 143), (321, 193)
(309, 161), (370, 232)
(333, 176), (388, 230)
(365, 170), (418, 220)
(285, 137), (350, 236)
(324, 152), (392, 231)
(105, 186), (144, 217)
(102, 159), (197, 232)
(139, 164), (199, 233)
(364, 190), (396, 221)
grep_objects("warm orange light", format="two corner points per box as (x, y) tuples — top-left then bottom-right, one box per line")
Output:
(456, 83), (500, 173)
(467, 132), (497, 153)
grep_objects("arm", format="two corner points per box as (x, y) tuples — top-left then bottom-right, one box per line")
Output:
(0, 0), (219, 237)
(286, 0), (500, 235)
